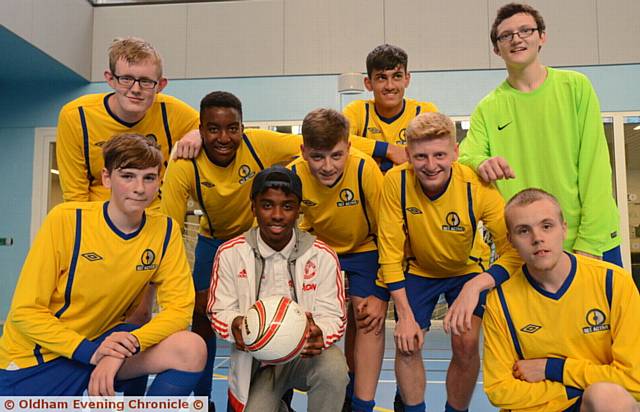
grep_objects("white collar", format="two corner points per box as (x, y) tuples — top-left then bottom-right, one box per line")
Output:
(257, 230), (296, 260)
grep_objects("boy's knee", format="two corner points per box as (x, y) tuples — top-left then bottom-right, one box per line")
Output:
(168, 331), (207, 371)
(582, 382), (638, 412)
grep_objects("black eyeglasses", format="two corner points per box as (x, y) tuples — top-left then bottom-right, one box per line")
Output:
(112, 73), (159, 89)
(497, 27), (539, 43)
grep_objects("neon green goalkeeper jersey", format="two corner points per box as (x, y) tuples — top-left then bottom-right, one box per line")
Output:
(459, 67), (620, 256)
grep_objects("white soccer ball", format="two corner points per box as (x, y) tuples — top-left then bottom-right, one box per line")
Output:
(242, 295), (308, 364)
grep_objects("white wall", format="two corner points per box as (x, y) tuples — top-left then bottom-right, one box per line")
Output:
(0, 0), (93, 80)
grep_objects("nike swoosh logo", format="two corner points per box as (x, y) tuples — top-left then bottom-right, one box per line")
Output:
(498, 121), (512, 131)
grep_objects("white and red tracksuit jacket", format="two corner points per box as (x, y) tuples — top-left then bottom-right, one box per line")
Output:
(207, 227), (346, 411)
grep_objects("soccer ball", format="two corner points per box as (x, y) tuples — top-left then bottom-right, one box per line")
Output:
(242, 295), (309, 364)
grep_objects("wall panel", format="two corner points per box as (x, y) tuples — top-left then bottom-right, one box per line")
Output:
(597, 0), (640, 64)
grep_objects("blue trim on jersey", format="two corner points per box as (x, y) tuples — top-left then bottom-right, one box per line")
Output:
(242, 134), (265, 170)
(496, 285), (524, 359)
(102, 201), (147, 240)
(103, 93), (140, 128)
(401, 170), (408, 231)
(363, 103), (370, 137)
(469, 255), (486, 272)
(386, 280), (406, 291)
(54, 208), (83, 320)
(161, 217), (173, 259)
(291, 165), (297, 174)
(33, 345), (44, 365)
(605, 269), (613, 309)
(466, 182), (477, 235)
(373, 142), (389, 159)
(71, 339), (99, 365)
(545, 358), (565, 382)
(524, 252), (576, 300)
(415, 106), (421, 116)
(161, 102), (173, 152)
(375, 99), (406, 124)
(191, 160), (214, 235)
(78, 107), (94, 183)
(357, 159), (372, 235)
(425, 171), (452, 201)
(486, 264), (509, 285)
(566, 386), (583, 400)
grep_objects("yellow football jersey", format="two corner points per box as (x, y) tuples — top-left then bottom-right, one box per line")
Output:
(483, 254), (640, 411)
(56, 93), (199, 203)
(378, 161), (520, 285)
(343, 98), (438, 145)
(161, 129), (302, 240)
(0, 202), (194, 369)
(289, 149), (383, 255)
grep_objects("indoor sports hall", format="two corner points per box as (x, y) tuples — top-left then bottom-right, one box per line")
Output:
(1, 0), (639, 411)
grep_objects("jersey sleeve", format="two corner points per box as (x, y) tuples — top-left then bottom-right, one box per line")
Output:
(343, 101), (363, 136)
(483, 290), (576, 410)
(477, 183), (522, 285)
(547, 271), (640, 398)
(160, 158), (193, 230)
(419, 101), (439, 113)
(56, 106), (90, 202)
(378, 171), (407, 288)
(207, 245), (243, 343)
(167, 100), (200, 142)
(311, 244), (347, 349)
(8, 207), (92, 363)
(131, 218), (195, 351)
(572, 75), (619, 255)
(458, 105), (491, 172)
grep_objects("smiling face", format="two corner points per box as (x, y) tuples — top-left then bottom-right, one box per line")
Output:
(105, 58), (166, 123)
(506, 198), (567, 275)
(407, 136), (457, 197)
(493, 12), (546, 69)
(102, 166), (160, 217)
(301, 140), (350, 186)
(364, 65), (410, 116)
(200, 106), (244, 167)
(252, 188), (300, 251)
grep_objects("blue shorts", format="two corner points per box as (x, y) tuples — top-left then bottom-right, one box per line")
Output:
(603, 245), (622, 268)
(193, 234), (226, 291)
(399, 273), (487, 330)
(0, 324), (142, 395)
(339, 250), (389, 302)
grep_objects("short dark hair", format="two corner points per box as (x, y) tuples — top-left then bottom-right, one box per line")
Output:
(103, 133), (162, 173)
(504, 188), (563, 230)
(302, 108), (350, 151)
(200, 91), (243, 121)
(366, 44), (408, 78)
(491, 3), (546, 48)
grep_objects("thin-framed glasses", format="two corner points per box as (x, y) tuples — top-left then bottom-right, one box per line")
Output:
(112, 74), (158, 89)
(497, 27), (539, 43)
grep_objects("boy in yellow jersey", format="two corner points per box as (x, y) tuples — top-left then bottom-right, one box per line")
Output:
(0, 134), (205, 396)
(161, 91), (395, 411)
(483, 188), (640, 412)
(288, 108), (387, 412)
(57, 37), (201, 205)
(378, 112), (521, 412)
(343, 44), (438, 171)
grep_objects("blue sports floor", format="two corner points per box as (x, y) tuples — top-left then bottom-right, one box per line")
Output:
(209, 320), (496, 411)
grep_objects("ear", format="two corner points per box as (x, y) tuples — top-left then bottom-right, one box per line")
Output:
(251, 200), (256, 216)
(493, 45), (501, 57)
(453, 142), (459, 161)
(101, 168), (112, 189)
(301, 144), (309, 161)
(156, 77), (168, 93)
(562, 220), (568, 240)
(104, 70), (116, 88)
(404, 71), (411, 87)
(364, 76), (373, 92)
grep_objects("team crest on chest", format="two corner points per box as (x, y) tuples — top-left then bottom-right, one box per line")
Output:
(238, 164), (256, 184)
(337, 189), (358, 207)
(396, 128), (407, 145)
(304, 261), (317, 280)
(442, 212), (464, 232)
(302, 199), (317, 207)
(367, 127), (381, 135)
(136, 248), (158, 271)
(582, 308), (610, 334)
